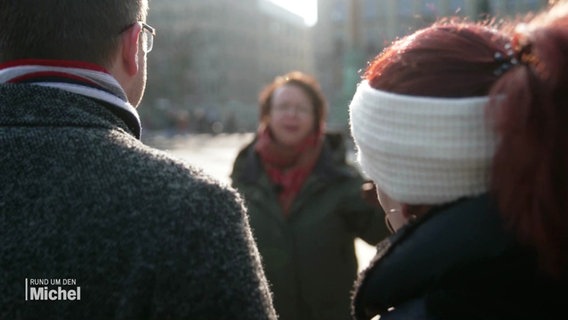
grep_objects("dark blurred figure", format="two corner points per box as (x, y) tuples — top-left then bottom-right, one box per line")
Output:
(231, 71), (388, 320)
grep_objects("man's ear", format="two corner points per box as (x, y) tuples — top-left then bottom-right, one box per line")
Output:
(120, 23), (141, 76)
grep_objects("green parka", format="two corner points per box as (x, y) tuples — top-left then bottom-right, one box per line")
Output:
(231, 132), (389, 320)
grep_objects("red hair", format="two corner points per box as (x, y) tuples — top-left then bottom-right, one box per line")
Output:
(363, 7), (568, 277)
(490, 5), (568, 277)
(365, 20), (510, 97)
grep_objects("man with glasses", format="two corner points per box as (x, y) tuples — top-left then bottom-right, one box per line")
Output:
(0, 1), (276, 319)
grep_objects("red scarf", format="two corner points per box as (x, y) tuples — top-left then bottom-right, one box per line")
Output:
(255, 127), (324, 215)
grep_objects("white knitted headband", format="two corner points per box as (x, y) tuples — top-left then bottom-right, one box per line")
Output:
(349, 81), (497, 205)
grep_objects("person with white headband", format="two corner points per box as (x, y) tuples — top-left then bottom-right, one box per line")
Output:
(348, 2), (568, 320)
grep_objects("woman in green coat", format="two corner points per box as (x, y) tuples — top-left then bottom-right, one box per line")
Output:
(231, 71), (389, 320)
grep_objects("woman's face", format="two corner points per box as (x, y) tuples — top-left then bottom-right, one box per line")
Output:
(268, 84), (316, 147)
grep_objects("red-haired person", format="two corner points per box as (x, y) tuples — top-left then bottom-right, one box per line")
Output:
(231, 71), (388, 320)
(348, 3), (568, 320)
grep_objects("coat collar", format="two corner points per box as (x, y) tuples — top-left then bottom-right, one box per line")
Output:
(352, 194), (518, 319)
(0, 59), (141, 139)
(0, 84), (139, 138)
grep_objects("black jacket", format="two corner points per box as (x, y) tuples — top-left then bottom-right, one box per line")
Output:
(352, 194), (566, 320)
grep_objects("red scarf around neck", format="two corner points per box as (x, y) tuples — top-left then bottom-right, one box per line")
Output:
(255, 127), (324, 215)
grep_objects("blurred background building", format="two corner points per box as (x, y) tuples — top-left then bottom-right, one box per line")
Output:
(142, 0), (313, 133)
(314, 0), (548, 130)
(140, 0), (548, 135)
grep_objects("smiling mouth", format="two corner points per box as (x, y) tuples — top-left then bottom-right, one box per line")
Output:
(283, 126), (300, 131)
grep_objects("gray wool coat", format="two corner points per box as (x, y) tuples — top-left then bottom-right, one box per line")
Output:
(0, 84), (277, 320)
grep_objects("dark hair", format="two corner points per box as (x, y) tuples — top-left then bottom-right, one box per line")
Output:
(258, 71), (327, 132)
(0, 0), (148, 67)
(363, 4), (568, 277)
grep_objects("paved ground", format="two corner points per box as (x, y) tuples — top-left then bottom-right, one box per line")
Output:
(144, 132), (378, 272)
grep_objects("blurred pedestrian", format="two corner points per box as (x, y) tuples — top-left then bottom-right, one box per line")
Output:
(349, 2), (568, 320)
(0, 1), (276, 319)
(231, 71), (388, 320)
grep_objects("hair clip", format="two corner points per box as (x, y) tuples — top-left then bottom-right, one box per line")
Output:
(493, 43), (519, 76)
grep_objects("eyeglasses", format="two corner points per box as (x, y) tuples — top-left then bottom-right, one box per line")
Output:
(272, 104), (313, 117)
(139, 22), (156, 53)
(120, 21), (156, 54)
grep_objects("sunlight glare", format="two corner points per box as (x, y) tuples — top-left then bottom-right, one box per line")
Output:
(269, 0), (318, 26)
